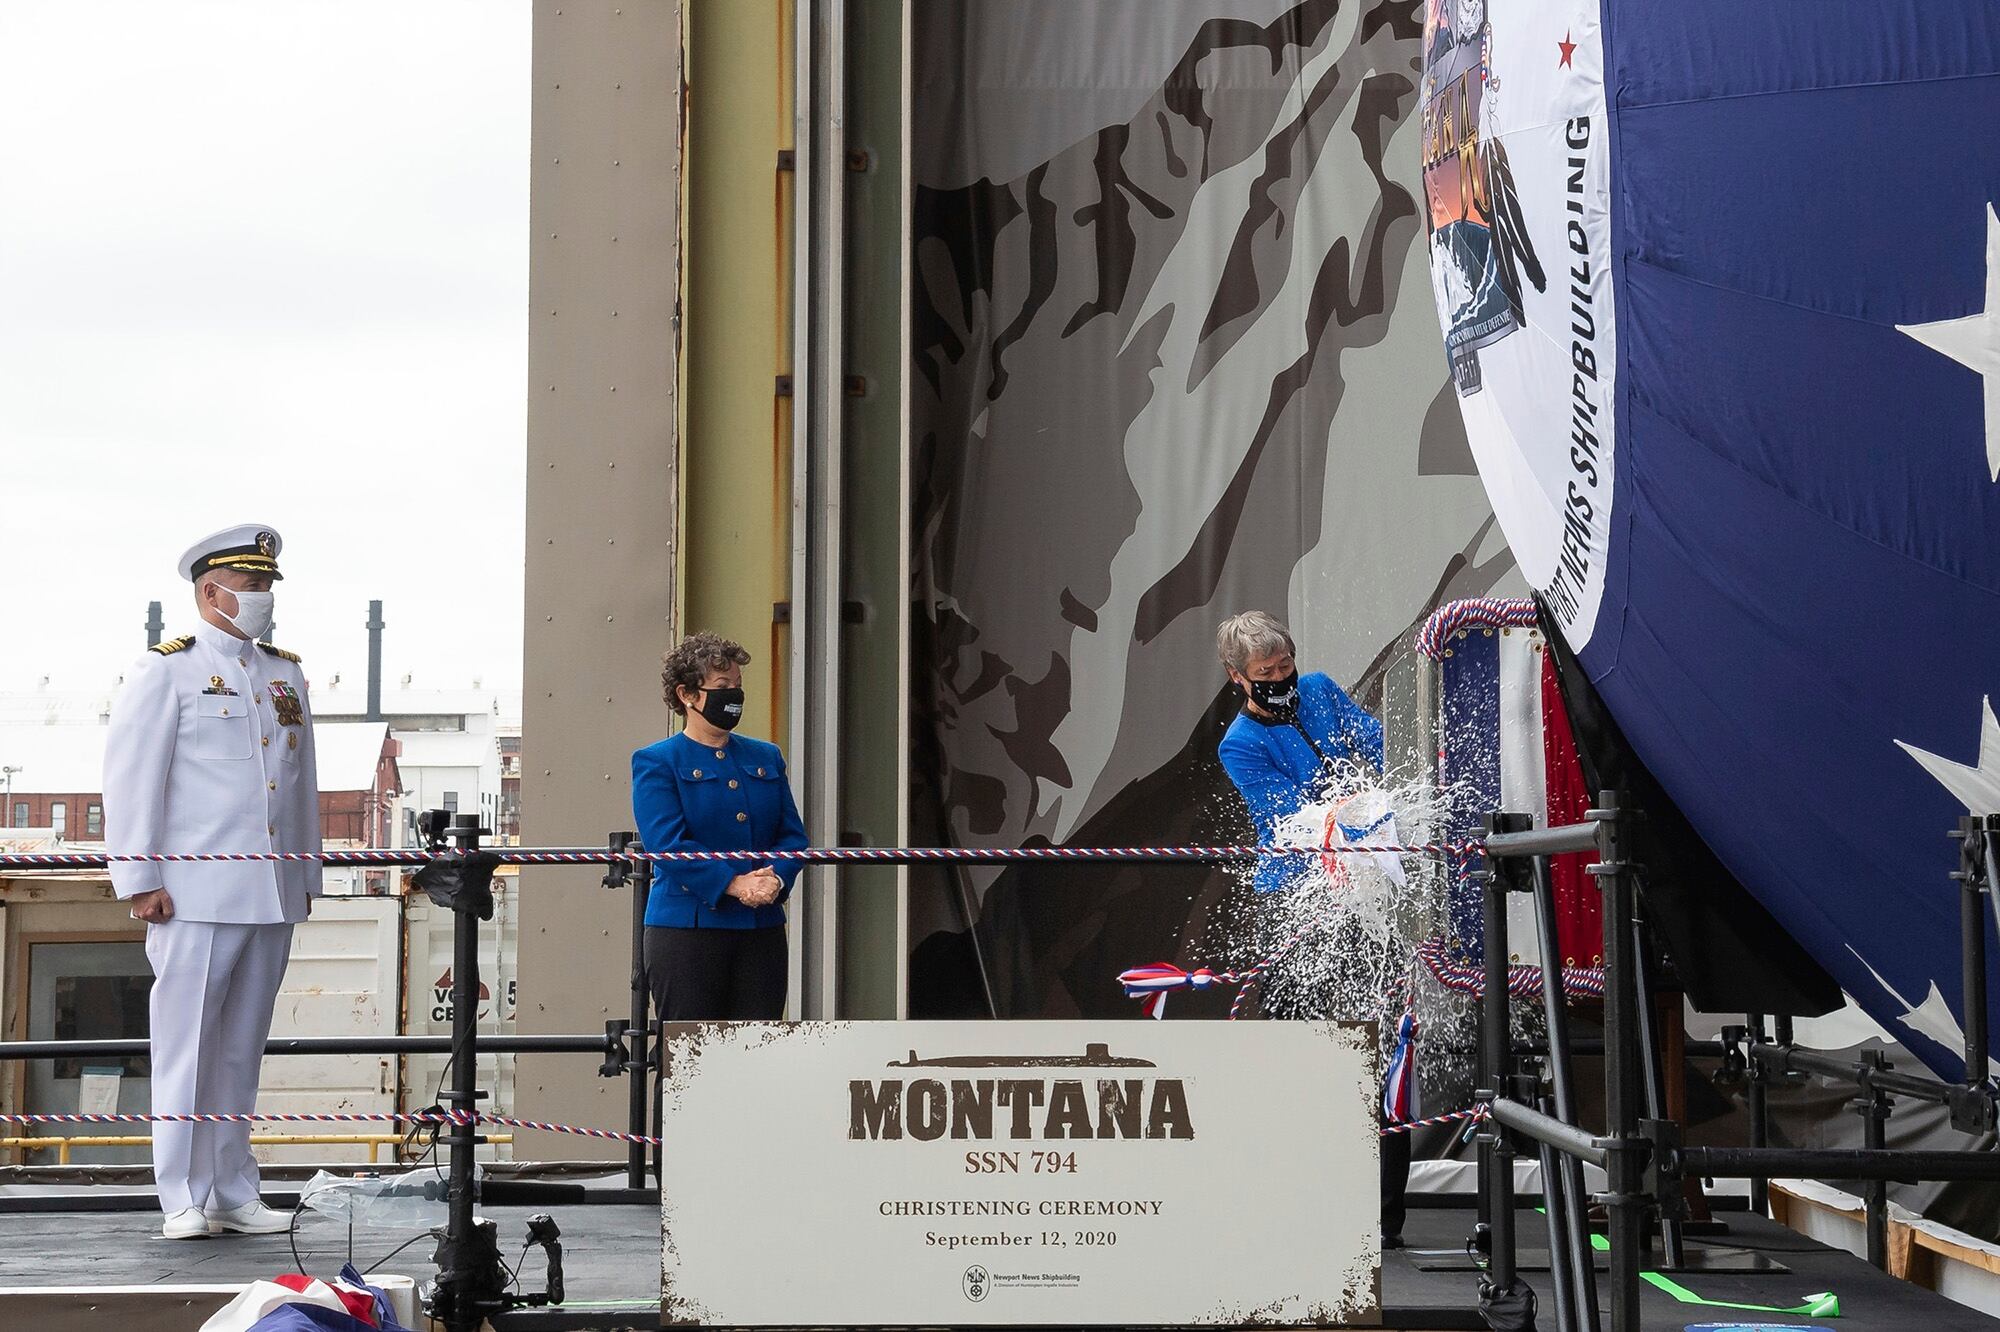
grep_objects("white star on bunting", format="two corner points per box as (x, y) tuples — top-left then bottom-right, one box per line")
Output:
(1897, 696), (2000, 814)
(1897, 203), (2000, 481)
(1847, 946), (1968, 1053)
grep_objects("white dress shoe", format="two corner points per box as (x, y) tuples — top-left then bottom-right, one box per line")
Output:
(206, 1200), (293, 1234)
(162, 1207), (212, 1240)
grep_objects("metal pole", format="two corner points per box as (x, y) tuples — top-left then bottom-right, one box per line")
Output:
(789, 0), (849, 1020)
(1958, 815), (1991, 1090)
(1533, 855), (1601, 1330)
(366, 601), (385, 722)
(1487, 1096), (1613, 1167)
(145, 601), (164, 649)
(1984, 815), (2000, 1066)
(651, 1018), (666, 1188)
(1857, 1053), (1891, 1270)
(627, 839), (652, 1190)
(1746, 1013), (1770, 1216)
(1480, 813), (1527, 1296)
(1484, 823), (1602, 858)
(1593, 792), (1645, 1332)
(1677, 1146), (2000, 1180)
(1534, 1108), (1579, 1332)
(1629, 913), (1683, 1270)
(441, 812), (489, 1332)
(1752, 1041), (1964, 1105)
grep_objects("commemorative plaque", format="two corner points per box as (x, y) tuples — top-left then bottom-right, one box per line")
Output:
(659, 1020), (1380, 1326)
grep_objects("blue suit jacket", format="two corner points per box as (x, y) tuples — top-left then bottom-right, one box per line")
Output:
(631, 732), (810, 928)
(1217, 672), (1384, 894)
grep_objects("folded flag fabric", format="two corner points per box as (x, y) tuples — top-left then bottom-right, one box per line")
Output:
(1325, 793), (1408, 889)
(200, 1264), (408, 1332)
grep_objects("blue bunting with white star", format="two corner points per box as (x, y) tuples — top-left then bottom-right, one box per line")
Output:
(1427, 0), (2000, 1077)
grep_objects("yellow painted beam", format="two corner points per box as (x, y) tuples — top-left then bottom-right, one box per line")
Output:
(683, 0), (794, 746)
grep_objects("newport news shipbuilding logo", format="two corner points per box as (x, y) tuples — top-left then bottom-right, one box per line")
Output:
(848, 1043), (1193, 1141)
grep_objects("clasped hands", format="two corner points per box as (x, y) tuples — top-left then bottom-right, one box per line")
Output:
(725, 866), (784, 907)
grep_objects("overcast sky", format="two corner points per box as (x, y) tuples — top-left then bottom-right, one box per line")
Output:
(0, 1), (530, 694)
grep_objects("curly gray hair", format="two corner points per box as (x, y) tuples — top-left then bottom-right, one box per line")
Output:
(661, 632), (751, 716)
(1215, 611), (1295, 675)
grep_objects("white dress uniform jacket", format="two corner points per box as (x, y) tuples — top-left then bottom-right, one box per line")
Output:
(104, 621), (323, 922)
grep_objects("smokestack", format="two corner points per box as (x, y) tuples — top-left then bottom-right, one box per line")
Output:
(366, 600), (385, 722)
(146, 601), (163, 648)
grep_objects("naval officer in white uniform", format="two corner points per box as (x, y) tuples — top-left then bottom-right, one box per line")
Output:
(103, 524), (321, 1239)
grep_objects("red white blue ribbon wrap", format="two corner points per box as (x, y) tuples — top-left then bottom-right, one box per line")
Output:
(1117, 962), (1227, 1019)
(1381, 1008), (1419, 1123)
(1413, 596), (1538, 662)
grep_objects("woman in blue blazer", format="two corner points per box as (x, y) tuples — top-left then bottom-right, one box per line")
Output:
(1213, 610), (1407, 1245)
(1216, 615), (1385, 896)
(632, 632), (808, 1020)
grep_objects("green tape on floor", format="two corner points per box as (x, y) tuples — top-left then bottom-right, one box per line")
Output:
(1550, 1220), (1840, 1317)
(1641, 1270), (1840, 1318)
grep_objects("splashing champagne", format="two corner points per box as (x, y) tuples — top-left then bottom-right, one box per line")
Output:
(1245, 771), (1460, 1032)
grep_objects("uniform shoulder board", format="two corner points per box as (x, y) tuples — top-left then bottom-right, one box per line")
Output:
(149, 635), (194, 656)
(259, 642), (302, 664)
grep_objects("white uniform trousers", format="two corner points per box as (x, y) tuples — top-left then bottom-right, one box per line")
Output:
(145, 919), (294, 1214)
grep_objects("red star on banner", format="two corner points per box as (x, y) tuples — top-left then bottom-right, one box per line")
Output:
(1558, 31), (1578, 67)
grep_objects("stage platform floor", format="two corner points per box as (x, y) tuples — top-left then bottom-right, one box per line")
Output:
(0, 1192), (1992, 1329)
(1387, 1203), (1998, 1331)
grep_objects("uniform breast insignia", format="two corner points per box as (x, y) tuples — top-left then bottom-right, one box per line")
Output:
(267, 680), (305, 727)
(149, 635), (194, 656)
(202, 676), (239, 696)
(258, 641), (302, 664)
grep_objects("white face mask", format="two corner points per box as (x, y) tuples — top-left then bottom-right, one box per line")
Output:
(216, 587), (275, 640)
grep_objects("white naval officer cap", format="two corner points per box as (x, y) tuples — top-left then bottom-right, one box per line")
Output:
(179, 523), (285, 582)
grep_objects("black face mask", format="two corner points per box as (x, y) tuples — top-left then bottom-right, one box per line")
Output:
(1245, 669), (1301, 720)
(696, 686), (746, 731)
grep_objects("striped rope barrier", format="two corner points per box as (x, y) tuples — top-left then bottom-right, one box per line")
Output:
(1118, 902), (1335, 1022)
(0, 1106), (1477, 1143)
(0, 1108), (667, 1148)
(0, 841), (1480, 871)
(1413, 937), (1608, 999)
(1379, 1104), (1489, 1137)
(0, 1110), (460, 1130)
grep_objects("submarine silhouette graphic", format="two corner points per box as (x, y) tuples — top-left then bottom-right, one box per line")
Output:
(887, 1042), (1155, 1069)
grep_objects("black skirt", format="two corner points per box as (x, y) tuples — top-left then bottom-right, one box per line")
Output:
(642, 924), (788, 1022)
